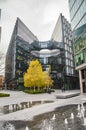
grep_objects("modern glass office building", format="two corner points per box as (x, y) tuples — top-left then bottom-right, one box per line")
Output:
(5, 18), (38, 90)
(51, 13), (79, 90)
(69, 0), (86, 93)
(5, 18), (65, 90)
(5, 15), (79, 90)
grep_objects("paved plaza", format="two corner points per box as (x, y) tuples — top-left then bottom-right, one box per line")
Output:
(0, 89), (86, 121)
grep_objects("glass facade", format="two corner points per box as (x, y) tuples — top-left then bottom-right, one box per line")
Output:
(69, 0), (86, 93)
(5, 36), (30, 90)
(75, 49), (86, 66)
(30, 40), (65, 89)
(5, 16), (79, 90)
(5, 18), (37, 90)
(73, 23), (86, 67)
(69, 0), (86, 30)
(16, 37), (29, 78)
(51, 13), (79, 90)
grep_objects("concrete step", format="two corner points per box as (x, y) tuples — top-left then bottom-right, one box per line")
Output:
(56, 92), (80, 99)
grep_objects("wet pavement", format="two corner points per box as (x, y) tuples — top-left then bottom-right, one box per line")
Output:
(0, 104), (86, 130)
(0, 89), (86, 121)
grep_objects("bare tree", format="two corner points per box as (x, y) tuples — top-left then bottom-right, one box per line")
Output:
(0, 52), (5, 75)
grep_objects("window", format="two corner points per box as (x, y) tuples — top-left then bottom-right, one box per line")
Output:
(72, 69), (74, 74)
(75, 49), (86, 66)
(65, 44), (67, 50)
(44, 57), (48, 64)
(74, 38), (86, 53)
(64, 37), (66, 43)
(65, 51), (68, 58)
(71, 61), (73, 67)
(66, 66), (69, 74)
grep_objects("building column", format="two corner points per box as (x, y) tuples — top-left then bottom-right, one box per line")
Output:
(79, 70), (83, 93)
(5, 83), (7, 90)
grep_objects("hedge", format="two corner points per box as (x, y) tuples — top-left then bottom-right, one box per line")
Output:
(0, 93), (10, 97)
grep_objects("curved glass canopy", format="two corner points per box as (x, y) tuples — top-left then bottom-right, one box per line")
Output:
(31, 49), (60, 57)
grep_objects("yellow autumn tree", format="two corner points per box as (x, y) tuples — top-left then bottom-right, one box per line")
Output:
(24, 59), (53, 91)
(24, 59), (44, 90)
(43, 71), (53, 88)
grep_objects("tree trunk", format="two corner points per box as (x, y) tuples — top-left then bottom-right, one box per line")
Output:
(34, 86), (35, 91)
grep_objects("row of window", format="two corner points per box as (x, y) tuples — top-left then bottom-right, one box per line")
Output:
(74, 38), (86, 53)
(17, 41), (29, 51)
(75, 49), (86, 66)
(16, 56), (27, 61)
(16, 44), (29, 78)
(39, 57), (63, 65)
(63, 23), (71, 32)
(66, 58), (74, 67)
(64, 30), (72, 39)
(65, 44), (72, 53)
(66, 66), (74, 75)
(65, 51), (73, 60)
(64, 37), (72, 46)
(16, 49), (29, 56)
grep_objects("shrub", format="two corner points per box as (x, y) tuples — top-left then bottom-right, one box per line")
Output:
(0, 93), (10, 97)
(51, 89), (55, 92)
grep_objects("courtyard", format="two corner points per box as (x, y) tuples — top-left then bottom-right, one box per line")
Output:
(0, 89), (84, 121)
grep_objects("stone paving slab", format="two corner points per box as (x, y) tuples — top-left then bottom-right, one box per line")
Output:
(0, 96), (81, 121)
(55, 91), (80, 99)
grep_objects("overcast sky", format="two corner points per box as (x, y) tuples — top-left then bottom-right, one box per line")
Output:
(0, 0), (70, 54)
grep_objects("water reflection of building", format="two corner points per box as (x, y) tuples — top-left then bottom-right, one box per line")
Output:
(68, 0), (86, 93)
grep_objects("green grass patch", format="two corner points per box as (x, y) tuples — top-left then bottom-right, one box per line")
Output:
(23, 89), (45, 94)
(23, 89), (55, 94)
(0, 93), (10, 97)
